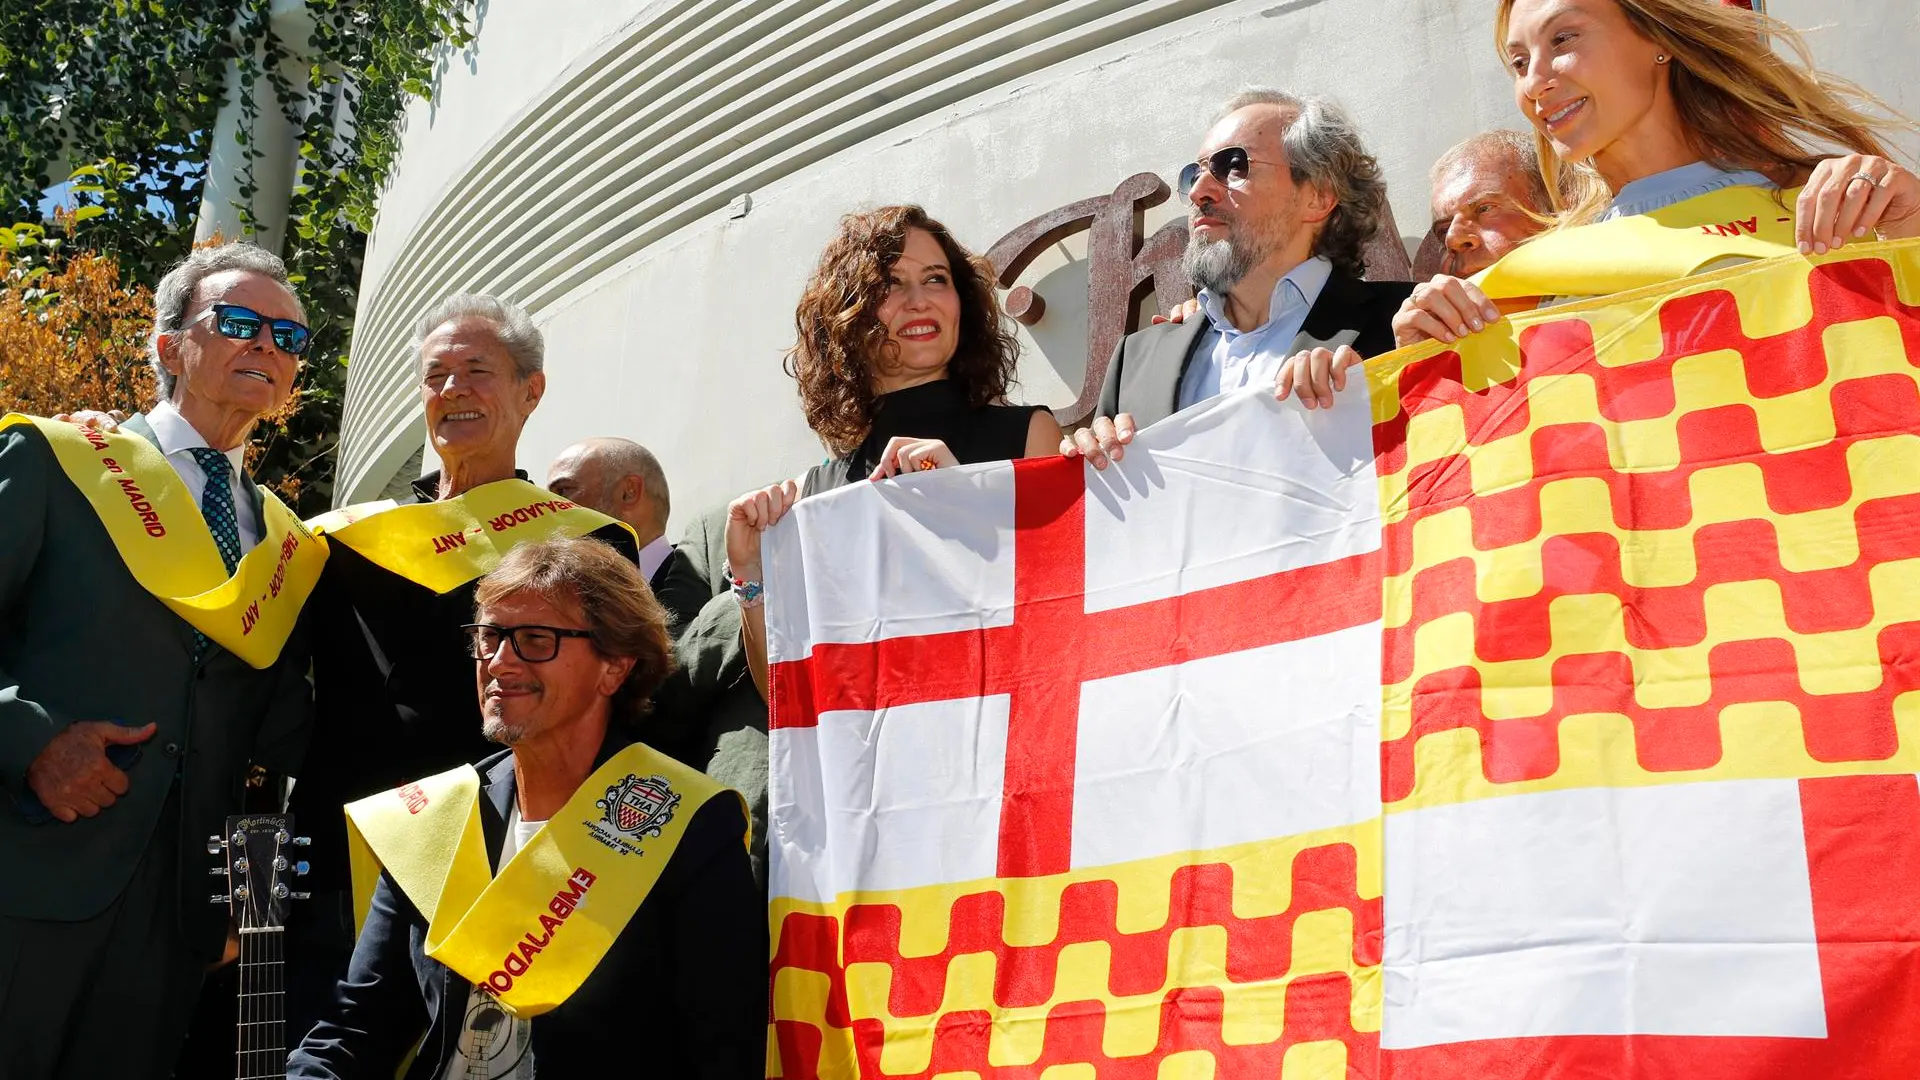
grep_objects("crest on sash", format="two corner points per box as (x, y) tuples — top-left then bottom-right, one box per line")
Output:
(587, 774), (680, 855)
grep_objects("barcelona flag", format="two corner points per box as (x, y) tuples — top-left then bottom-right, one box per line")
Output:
(764, 240), (1920, 1078)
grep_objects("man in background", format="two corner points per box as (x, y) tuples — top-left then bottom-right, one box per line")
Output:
(1423, 129), (1556, 278)
(546, 437), (707, 634)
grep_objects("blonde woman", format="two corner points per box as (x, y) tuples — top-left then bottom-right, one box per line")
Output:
(1286, 0), (1919, 403)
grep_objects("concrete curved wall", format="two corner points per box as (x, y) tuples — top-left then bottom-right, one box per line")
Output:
(339, 0), (1920, 534)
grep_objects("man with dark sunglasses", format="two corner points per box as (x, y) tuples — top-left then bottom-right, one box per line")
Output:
(1062, 88), (1413, 467)
(0, 242), (317, 1078)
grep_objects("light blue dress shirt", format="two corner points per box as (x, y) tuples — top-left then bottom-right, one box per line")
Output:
(1601, 161), (1777, 221)
(1177, 255), (1334, 411)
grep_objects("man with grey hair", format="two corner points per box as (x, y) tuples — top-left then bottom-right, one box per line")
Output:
(283, 292), (640, 1046)
(0, 242), (315, 1076)
(1271, 130), (1566, 408)
(1064, 88), (1412, 467)
(1423, 129), (1556, 280)
(546, 437), (708, 635)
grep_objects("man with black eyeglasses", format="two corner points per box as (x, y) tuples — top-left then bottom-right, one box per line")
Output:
(0, 242), (319, 1078)
(1062, 88), (1412, 466)
(289, 537), (762, 1079)
(282, 293), (641, 1050)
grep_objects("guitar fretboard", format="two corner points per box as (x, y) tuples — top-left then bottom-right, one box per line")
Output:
(237, 925), (286, 1080)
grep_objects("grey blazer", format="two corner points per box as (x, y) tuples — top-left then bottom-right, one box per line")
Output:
(1096, 270), (1414, 428)
(0, 415), (311, 957)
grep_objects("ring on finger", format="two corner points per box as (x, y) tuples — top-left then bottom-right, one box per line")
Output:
(1847, 173), (1881, 190)
(917, 459), (937, 472)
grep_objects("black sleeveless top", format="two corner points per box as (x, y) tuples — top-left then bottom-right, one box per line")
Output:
(802, 379), (1047, 496)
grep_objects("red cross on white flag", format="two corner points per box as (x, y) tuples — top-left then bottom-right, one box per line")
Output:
(764, 386), (1920, 1078)
(766, 386), (1386, 894)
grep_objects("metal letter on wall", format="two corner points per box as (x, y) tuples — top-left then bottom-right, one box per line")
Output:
(985, 173), (1189, 428)
(990, 174), (1414, 428)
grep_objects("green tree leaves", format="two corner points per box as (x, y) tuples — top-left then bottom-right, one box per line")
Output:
(0, 0), (475, 513)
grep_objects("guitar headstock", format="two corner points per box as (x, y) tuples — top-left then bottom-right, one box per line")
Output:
(208, 814), (311, 929)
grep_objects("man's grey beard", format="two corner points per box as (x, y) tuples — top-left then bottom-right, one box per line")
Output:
(1184, 234), (1257, 295)
(482, 714), (525, 745)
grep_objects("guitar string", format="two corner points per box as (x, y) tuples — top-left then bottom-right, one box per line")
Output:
(234, 837), (293, 1080)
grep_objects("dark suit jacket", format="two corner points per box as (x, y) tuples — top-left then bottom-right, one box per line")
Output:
(289, 471), (637, 895)
(287, 737), (765, 1079)
(652, 506), (769, 886)
(0, 416), (311, 955)
(649, 545), (710, 640)
(1096, 270), (1414, 428)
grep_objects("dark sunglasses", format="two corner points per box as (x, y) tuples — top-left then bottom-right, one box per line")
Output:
(187, 303), (313, 357)
(461, 623), (595, 663)
(1177, 145), (1285, 202)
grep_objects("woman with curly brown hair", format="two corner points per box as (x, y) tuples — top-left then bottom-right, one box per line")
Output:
(722, 205), (1062, 697)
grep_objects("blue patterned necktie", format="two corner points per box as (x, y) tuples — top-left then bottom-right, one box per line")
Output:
(189, 447), (244, 660)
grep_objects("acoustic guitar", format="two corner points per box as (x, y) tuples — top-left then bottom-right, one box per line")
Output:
(210, 815), (310, 1080)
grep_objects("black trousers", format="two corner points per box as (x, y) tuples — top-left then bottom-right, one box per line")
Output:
(0, 793), (204, 1080)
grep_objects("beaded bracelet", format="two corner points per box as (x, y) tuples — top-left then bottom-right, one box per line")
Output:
(722, 561), (764, 608)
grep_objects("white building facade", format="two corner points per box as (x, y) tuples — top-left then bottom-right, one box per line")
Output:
(332, 0), (1920, 531)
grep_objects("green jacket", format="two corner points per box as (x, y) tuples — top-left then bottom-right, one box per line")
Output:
(657, 504), (769, 886)
(0, 416), (312, 956)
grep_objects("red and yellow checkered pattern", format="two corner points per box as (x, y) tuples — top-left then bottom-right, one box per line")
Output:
(767, 241), (1920, 1077)
(1372, 243), (1920, 811)
(769, 824), (1381, 1078)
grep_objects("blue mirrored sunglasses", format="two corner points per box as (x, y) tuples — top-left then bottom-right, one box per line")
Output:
(188, 303), (312, 357)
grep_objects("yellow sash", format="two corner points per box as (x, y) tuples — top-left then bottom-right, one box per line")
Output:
(306, 478), (634, 594)
(1477, 183), (1803, 302)
(343, 743), (744, 1016)
(0, 413), (324, 668)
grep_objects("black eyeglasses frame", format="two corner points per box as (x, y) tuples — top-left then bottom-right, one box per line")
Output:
(461, 622), (596, 663)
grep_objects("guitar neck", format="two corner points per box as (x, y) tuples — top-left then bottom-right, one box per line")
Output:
(236, 925), (286, 1080)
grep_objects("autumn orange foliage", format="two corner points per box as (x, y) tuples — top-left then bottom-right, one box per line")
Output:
(0, 248), (156, 418)
(0, 245), (310, 501)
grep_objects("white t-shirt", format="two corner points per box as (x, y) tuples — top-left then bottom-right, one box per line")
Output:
(438, 811), (545, 1080)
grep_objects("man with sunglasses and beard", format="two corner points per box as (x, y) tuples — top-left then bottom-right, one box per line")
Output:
(0, 243), (319, 1078)
(1062, 88), (1412, 466)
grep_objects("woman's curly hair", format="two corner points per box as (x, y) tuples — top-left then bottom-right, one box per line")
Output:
(786, 205), (1022, 456)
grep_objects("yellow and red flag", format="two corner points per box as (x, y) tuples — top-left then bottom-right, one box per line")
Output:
(764, 240), (1920, 1078)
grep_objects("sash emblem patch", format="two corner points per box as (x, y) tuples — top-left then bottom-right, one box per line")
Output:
(589, 774), (680, 855)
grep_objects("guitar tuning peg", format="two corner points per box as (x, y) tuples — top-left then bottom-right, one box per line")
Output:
(210, 893), (230, 904)
(206, 835), (225, 855)
(291, 836), (311, 847)
(209, 866), (227, 876)
(289, 891), (312, 901)
(293, 860), (311, 876)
